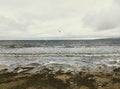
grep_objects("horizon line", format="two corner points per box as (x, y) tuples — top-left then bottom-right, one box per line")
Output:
(0, 37), (119, 40)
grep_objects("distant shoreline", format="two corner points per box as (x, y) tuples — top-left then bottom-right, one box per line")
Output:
(0, 53), (120, 57)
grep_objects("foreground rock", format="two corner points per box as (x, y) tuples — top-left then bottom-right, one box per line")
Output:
(0, 67), (120, 89)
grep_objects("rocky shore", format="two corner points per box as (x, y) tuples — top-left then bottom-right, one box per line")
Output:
(0, 64), (120, 89)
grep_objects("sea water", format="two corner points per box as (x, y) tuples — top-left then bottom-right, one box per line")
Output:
(0, 40), (120, 71)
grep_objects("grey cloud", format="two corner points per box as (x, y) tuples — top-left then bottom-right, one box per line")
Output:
(115, 0), (120, 4)
(20, 12), (76, 23)
(83, 9), (120, 30)
(0, 16), (30, 31)
(0, 0), (28, 7)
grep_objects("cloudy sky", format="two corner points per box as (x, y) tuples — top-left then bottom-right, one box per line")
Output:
(0, 0), (120, 40)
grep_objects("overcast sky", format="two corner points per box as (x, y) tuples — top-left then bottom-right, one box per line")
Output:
(0, 0), (120, 40)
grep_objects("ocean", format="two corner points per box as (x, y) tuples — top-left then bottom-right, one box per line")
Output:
(0, 39), (120, 72)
